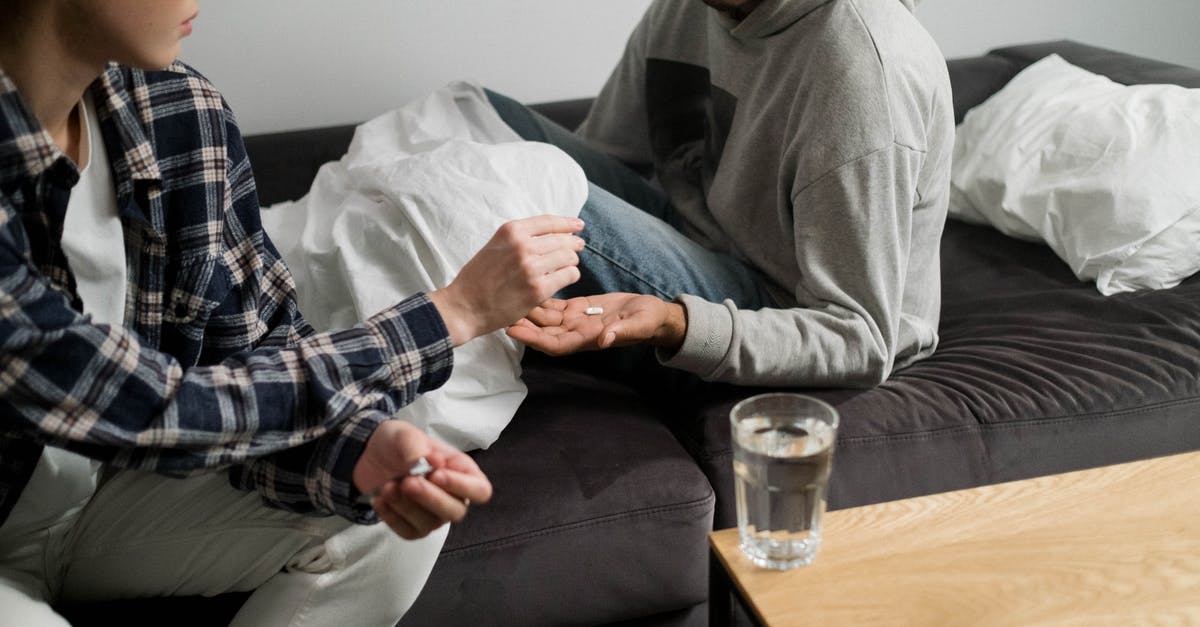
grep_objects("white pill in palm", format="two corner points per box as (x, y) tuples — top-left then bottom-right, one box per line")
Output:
(585, 306), (604, 315)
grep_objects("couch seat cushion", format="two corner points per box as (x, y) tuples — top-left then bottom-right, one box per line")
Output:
(401, 365), (715, 626)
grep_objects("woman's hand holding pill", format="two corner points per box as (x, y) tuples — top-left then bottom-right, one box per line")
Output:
(353, 420), (493, 539)
(506, 293), (687, 356)
(430, 215), (585, 347)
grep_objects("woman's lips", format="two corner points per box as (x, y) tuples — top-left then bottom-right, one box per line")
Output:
(181, 12), (198, 36)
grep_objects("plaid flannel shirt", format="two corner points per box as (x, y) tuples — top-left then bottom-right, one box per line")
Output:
(0, 62), (453, 525)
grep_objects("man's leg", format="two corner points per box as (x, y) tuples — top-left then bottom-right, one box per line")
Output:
(572, 182), (776, 306)
(544, 183), (778, 389)
(57, 468), (445, 626)
(487, 89), (776, 386)
(484, 89), (676, 226)
(485, 89), (774, 308)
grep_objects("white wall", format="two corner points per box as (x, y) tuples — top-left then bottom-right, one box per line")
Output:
(183, 1), (652, 134)
(183, 0), (1199, 135)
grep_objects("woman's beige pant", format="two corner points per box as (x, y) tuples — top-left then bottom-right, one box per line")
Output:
(0, 468), (446, 626)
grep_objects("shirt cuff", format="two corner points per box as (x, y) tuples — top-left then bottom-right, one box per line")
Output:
(656, 294), (734, 379)
(311, 409), (389, 523)
(365, 292), (454, 396)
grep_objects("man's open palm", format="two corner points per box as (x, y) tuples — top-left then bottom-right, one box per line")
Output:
(507, 293), (681, 355)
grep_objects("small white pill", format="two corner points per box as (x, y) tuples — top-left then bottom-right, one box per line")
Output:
(585, 306), (604, 315)
(357, 456), (435, 505)
(408, 456), (434, 476)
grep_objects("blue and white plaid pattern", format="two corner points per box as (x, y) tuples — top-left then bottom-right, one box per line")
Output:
(0, 63), (453, 524)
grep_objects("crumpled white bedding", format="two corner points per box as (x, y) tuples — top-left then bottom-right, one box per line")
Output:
(261, 81), (587, 450)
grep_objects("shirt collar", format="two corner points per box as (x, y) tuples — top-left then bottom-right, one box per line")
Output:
(0, 68), (62, 188)
(0, 64), (161, 192)
(93, 65), (161, 185)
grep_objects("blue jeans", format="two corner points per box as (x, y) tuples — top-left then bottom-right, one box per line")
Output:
(485, 90), (776, 309)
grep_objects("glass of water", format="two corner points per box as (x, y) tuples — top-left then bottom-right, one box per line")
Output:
(731, 393), (839, 570)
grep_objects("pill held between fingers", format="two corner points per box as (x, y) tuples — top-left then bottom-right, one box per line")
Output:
(408, 456), (434, 477)
(356, 456), (435, 505)
(585, 306), (604, 315)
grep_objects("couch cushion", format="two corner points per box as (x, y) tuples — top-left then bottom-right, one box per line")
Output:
(674, 220), (1200, 529)
(400, 364), (715, 626)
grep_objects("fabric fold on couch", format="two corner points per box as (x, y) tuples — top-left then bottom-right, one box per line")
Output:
(261, 81), (588, 451)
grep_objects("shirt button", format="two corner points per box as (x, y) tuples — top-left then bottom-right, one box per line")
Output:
(174, 302), (189, 318)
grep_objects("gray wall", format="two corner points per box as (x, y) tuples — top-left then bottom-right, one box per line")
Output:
(182, 0), (1199, 135)
(918, 0), (1200, 67)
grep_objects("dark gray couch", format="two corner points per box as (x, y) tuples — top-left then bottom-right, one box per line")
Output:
(64, 40), (1200, 627)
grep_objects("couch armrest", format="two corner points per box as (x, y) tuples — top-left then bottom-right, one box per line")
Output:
(947, 40), (1200, 125)
(244, 98), (596, 206)
(244, 124), (357, 207)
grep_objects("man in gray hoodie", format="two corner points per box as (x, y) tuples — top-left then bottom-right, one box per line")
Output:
(499, 0), (953, 388)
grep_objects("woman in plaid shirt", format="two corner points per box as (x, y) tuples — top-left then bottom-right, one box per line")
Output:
(0, 1), (586, 624)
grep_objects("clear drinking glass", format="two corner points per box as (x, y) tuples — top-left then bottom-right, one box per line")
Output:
(731, 393), (839, 570)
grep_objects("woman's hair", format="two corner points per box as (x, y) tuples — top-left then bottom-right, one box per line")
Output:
(0, 1), (32, 38)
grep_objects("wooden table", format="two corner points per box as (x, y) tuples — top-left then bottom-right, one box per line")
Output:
(709, 451), (1200, 626)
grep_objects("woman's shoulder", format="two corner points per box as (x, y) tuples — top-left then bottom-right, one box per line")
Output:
(96, 60), (243, 169)
(102, 61), (232, 118)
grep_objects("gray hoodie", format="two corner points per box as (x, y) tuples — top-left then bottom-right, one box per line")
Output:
(578, 0), (953, 387)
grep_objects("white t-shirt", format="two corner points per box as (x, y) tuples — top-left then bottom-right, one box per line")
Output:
(62, 93), (127, 324)
(0, 92), (123, 536)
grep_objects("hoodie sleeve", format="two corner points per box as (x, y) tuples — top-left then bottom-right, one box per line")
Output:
(660, 143), (935, 388)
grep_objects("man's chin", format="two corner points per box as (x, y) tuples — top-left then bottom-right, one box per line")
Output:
(701, 0), (729, 9)
(700, 0), (757, 19)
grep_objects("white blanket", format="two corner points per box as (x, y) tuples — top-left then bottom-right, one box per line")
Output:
(261, 82), (587, 450)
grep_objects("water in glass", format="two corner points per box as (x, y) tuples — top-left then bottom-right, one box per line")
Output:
(733, 415), (835, 569)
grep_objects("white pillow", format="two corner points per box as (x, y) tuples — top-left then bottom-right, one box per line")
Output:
(949, 54), (1200, 294)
